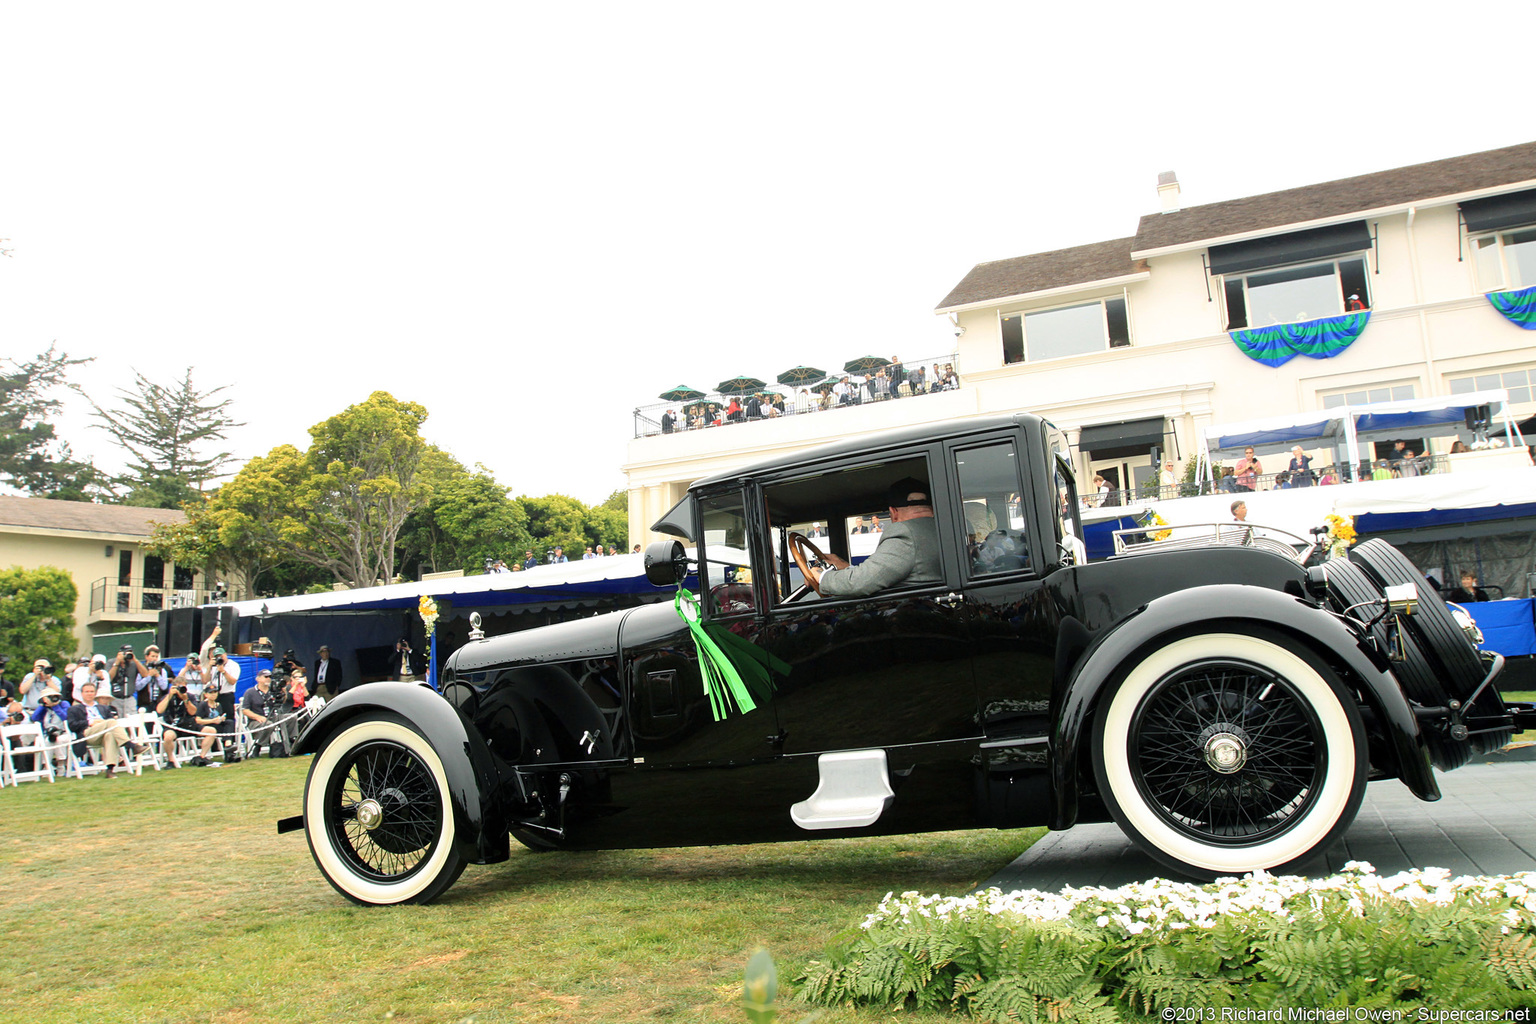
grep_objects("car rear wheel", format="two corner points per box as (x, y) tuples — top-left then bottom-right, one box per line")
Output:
(1092, 632), (1366, 878)
(305, 714), (466, 905)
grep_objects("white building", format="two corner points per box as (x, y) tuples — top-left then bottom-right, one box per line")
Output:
(625, 140), (1536, 547)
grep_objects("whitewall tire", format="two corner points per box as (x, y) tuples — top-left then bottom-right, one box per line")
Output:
(1092, 632), (1366, 878)
(305, 715), (466, 905)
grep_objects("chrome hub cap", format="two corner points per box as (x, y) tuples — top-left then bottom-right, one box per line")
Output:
(356, 798), (384, 831)
(1204, 732), (1247, 774)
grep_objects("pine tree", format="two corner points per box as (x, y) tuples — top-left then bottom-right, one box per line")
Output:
(92, 367), (241, 508)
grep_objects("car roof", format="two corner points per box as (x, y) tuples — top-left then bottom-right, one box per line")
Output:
(689, 412), (1039, 491)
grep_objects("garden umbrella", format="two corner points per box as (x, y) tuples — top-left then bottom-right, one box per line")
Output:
(842, 356), (890, 376)
(716, 375), (768, 396)
(658, 385), (706, 402)
(776, 365), (826, 386)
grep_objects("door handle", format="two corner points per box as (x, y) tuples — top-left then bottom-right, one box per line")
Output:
(935, 592), (964, 608)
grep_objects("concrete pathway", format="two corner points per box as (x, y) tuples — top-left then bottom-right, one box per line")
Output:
(983, 752), (1536, 892)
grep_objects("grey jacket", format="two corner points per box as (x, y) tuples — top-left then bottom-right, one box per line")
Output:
(818, 517), (943, 598)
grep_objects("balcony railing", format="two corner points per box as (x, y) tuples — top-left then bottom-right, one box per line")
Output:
(1081, 454), (1452, 511)
(632, 352), (961, 439)
(90, 578), (214, 617)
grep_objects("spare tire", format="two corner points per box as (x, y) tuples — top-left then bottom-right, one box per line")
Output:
(1321, 558), (1472, 770)
(1349, 539), (1509, 758)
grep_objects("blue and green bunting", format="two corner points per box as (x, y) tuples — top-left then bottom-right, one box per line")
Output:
(1229, 311), (1370, 367)
(1486, 284), (1536, 330)
(673, 587), (784, 720)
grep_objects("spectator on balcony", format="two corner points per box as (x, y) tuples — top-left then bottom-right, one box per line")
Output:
(1287, 446), (1315, 487)
(1372, 460), (1394, 481)
(833, 377), (853, 406)
(795, 388), (813, 415)
(1233, 447), (1261, 491)
(1400, 449), (1422, 478)
(908, 364), (926, 395)
(1346, 293), (1366, 312)
(1319, 467), (1339, 486)
(660, 409), (677, 434)
(744, 393), (764, 421)
(1159, 461), (1176, 495)
(1388, 440), (1409, 471)
(871, 369), (890, 401)
(726, 397), (743, 423)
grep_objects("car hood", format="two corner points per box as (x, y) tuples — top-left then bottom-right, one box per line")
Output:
(445, 599), (691, 674)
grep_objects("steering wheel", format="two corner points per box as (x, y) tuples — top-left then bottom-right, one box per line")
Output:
(787, 532), (828, 596)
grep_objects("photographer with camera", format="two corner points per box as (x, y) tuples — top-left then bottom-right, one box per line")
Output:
(240, 669), (284, 758)
(133, 644), (167, 713)
(0, 654), (15, 705)
(18, 658), (57, 712)
(106, 646), (142, 720)
(389, 639), (415, 682)
(153, 673), (197, 768)
(199, 626), (241, 763)
(187, 684), (227, 766)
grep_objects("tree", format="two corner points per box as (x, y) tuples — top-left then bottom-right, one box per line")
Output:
(301, 392), (430, 587)
(0, 345), (107, 500)
(148, 445), (309, 600)
(0, 565), (79, 670)
(92, 367), (241, 508)
(521, 494), (591, 561)
(399, 454), (531, 576)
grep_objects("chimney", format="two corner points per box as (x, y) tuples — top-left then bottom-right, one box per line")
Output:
(1157, 170), (1181, 213)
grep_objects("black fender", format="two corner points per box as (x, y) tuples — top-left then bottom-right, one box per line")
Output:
(292, 683), (510, 865)
(1049, 584), (1438, 831)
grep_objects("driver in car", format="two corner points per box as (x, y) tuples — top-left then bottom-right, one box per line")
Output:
(815, 478), (944, 598)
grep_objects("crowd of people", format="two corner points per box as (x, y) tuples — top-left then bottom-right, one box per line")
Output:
(484, 545), (642, 573)
(654, 359), (961, 435)
(1, 628), (337, 783)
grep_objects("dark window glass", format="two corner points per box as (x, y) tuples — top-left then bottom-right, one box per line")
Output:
(1106, 297), (1130, 347)
(173, 565), (196, 589)
(1001, 313), (1024, 364)
(1339, 258), (1369, 309)
(118, 549), (133, 586)
(143, 554), (165, 589)
(1224, 277), (1247, 330)
(698, 492), (753, 617)
(955, 442), (1029, 577)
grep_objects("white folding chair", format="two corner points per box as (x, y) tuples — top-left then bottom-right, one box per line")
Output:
(66, 737), (110, 779)
(121, 713), (164, 774)
(1, 722), (57, 785)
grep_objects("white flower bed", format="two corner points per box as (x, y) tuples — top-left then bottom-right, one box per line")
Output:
(862, 862), (1536, 938)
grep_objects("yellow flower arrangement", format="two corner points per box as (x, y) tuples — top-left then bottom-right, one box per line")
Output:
(1322, 513), (1356, 560)
(418, 595), (439, 637)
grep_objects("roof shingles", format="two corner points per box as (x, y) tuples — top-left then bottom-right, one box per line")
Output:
(0, 496), (185, 537)
(936, 237), (1145, 311)
(938, 140), (1536, 310)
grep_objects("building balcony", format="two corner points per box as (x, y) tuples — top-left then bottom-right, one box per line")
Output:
(88, 578), (214, 625)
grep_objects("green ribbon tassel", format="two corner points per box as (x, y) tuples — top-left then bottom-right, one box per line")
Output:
(673, 587), (786, 721)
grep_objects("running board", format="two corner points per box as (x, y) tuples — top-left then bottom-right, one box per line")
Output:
(276, 814), (305, 835)
(791, 749), (894, 831)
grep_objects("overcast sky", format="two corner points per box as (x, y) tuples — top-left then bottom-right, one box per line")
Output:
(3, 3), (1530, 505)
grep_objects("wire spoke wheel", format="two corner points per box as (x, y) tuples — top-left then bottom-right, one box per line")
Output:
(1093, 632), (1366, 878)
(1128, 659), (1324, 845)
(327, 740), (443, 881)
(305, 715), (465, 905)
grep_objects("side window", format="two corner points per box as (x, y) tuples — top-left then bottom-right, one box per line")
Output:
(697, 492), (755, 617)
(955, 442), (1030, 577)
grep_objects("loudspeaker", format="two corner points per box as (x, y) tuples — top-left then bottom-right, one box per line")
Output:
(200, 605), (238, 649)
(1464, 404), (1491, 431)
(161, 607), (200, 655)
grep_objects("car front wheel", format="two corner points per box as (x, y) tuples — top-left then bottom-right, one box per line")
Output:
(1092, 632), (1366, 878)
(304, 714), (466, 905)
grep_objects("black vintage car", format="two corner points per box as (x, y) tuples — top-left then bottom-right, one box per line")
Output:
(280, 413), (1531, 905)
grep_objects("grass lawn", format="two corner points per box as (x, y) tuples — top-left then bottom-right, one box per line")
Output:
(1, 756), (1040, 1024)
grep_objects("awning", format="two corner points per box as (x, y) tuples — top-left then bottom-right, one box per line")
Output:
(1208, 221), (1372, 277)
(1078, 416), (1165, 454)
(1461, 188), (1536, 233)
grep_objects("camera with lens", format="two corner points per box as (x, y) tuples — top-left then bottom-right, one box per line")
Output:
(5, 708), (24, 725)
